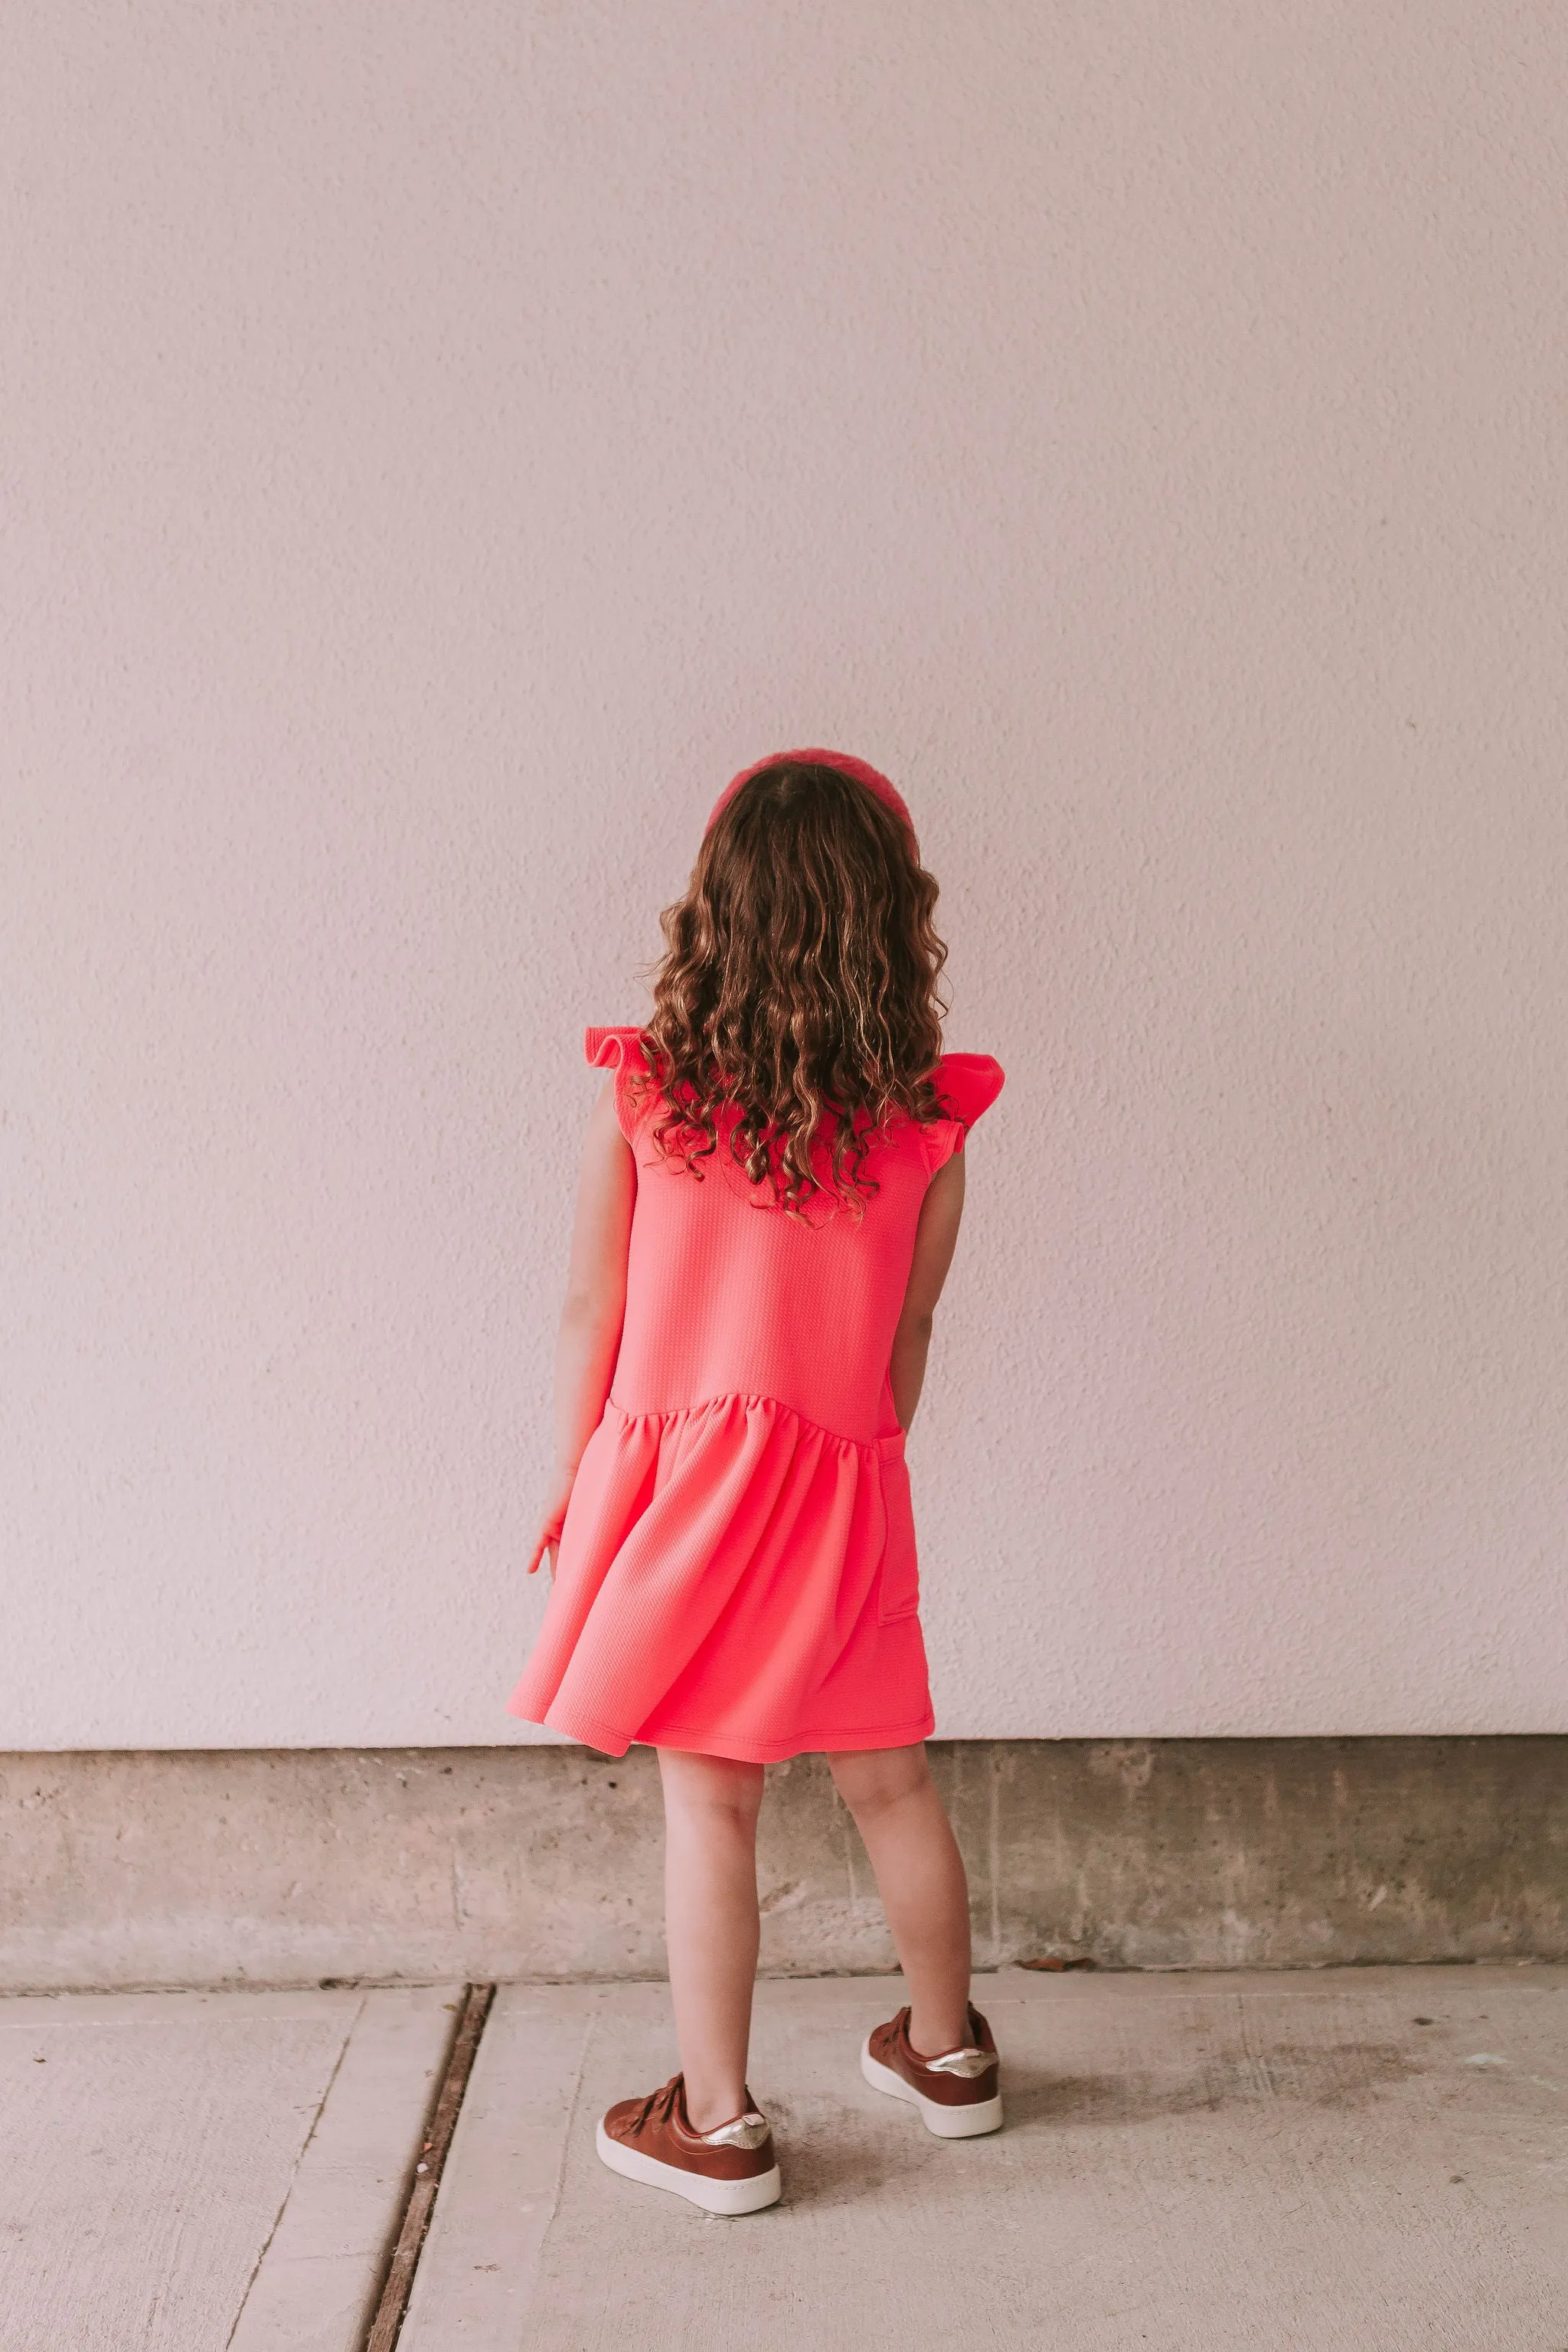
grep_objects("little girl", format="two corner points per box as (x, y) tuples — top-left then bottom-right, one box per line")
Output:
(508, 750), (1006, 2214)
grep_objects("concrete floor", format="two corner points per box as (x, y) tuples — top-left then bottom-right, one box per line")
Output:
(0, 1984), (461, 2352)
(3, 1965), (1565, 2350)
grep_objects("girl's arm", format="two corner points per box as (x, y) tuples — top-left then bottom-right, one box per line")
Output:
(887, 1149), (966, 1432)
(526, 1080), (636, 1576)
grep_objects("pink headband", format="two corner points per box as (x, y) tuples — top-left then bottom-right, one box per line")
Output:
(704, 749), (919, 854)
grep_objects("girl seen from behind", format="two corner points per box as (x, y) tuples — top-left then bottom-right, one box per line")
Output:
(508, 751), (1006, 2213)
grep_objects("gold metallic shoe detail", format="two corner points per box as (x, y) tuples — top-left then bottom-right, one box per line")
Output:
(924, 2047), (995, 2079)
(697, 2110), (772, 2150)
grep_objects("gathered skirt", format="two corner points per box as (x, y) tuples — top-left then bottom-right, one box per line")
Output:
(507, 1390), (934, 1762)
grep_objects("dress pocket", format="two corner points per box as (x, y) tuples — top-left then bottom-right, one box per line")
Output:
(875, 1436), (921, 1625)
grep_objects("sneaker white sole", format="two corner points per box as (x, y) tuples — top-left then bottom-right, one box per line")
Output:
(860, 2036), (1004, 2138)
(595, 2119), (782, 2213)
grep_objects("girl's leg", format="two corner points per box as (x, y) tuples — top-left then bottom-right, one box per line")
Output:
(829, 1743), (972, 2056)
(656, 1746), (766, 2132)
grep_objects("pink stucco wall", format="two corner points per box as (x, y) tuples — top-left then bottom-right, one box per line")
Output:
(3, 3), (1564, 1744)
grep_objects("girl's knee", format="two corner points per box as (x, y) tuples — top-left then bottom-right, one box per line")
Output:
(658, 1746), (766, 1827)
(829, 1741), (933, 1822)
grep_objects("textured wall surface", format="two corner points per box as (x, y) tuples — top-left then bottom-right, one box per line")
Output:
(3, 1743), (1565, 1990)
(2, 4), (1565, 1747)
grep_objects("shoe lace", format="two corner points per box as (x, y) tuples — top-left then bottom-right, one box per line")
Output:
(628, 2076), (683, 2140)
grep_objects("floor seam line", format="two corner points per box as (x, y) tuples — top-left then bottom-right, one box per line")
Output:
(362, 1982), (495, 2352)
(223, 1988), (368, 2350)
(541, 2006), (597, 2270)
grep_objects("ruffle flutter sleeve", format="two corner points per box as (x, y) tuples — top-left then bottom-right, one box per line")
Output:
(585, 1025), (658, 1142)
(921, 1052), (1005, 1174)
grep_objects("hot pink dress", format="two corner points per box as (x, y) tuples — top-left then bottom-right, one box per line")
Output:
(506, 1027), (1005, 1762)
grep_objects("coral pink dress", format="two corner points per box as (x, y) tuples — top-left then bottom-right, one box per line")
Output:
(507, 1027), (1005, 1762)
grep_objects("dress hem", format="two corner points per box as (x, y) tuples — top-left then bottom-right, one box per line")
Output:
(508, 1696), (936, 1765)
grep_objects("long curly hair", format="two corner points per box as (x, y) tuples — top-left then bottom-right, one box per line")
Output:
(628, 760), (953, 1222)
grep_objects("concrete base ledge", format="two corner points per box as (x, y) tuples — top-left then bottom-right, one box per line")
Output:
(2, 1737), (1565, 1991)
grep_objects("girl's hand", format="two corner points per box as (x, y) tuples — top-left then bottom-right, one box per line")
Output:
(527, 1468), (578, 1579)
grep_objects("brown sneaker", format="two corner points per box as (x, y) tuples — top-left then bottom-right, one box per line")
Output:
(596, 2073), (782, 2214)
(861, 2002), (1003, 2138)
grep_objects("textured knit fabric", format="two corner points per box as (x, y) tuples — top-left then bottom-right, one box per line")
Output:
(506, 1027), (1005, 1761)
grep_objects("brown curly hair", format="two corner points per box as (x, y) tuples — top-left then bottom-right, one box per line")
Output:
(626, 760), (954, 1222)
